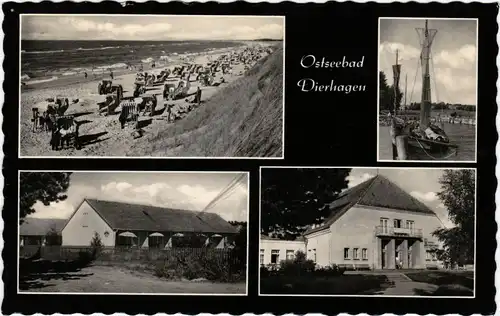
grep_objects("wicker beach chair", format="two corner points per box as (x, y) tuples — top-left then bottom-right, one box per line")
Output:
(56, 115), (80, 150)
(119, 102), (140, 129)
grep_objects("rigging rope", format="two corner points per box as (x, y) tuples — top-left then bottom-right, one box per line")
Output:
(408, 57), (421, 106)
(414, 138), (457, 160)
(199, 173), (246, 214)
(203, 177), (246, 213)
(429, 51), (441, 106)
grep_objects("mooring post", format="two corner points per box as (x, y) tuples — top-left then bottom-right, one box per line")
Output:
(395, 135), (408, 160)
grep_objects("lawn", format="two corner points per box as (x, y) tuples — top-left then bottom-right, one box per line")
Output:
(260, 274), (393, 295)
(405, 271), (474, 296)
(19, 265), (246, 294)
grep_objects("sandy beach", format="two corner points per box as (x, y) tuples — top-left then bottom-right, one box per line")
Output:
(20, 41), (279, 157)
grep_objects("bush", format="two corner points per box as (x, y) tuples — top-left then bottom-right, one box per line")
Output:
(152, 249), (240, 282)
(90, 232), (104, 259)
(313, 264), (346, 277)
(278, 250), (316, 276)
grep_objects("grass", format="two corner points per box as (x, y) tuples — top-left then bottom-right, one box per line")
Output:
(260, 274), (392, 295)
(139, 44), (283, 157)
(405, 271), (474, 289)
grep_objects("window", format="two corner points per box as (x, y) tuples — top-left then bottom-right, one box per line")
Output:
(271, 250), (280, 264)
(353, 248), (359, 260)
(380, 218), (388, 233)
(394, 219), (402, 228)
(260, 249), (264, 265)
(432, 252), (437, 261)
(406, 220), (414, 230)
(362, 248), (368, 260)
(286, 250), (294, 261)
(426, 251), (431, 261)
(344, 248), (350, 260)
(82, 211), (89, 227)
(312, 249), (317, 262)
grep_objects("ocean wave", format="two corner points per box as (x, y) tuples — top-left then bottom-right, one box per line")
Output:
(96, 63), (128, 70)
(22, 46), (121, 54)
(23, 76), (59, 85)
(21, 74), (30, 80)
(141, 57), (154, 63)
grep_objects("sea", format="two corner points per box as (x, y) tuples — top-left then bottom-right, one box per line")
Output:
(21, 40), (242, 83)
(378, 123), (476, 161)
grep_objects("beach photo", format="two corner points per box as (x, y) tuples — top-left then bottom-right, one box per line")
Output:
(18, 171), (248, 295)
(259, 167), (475, 297)
(377, 18), (477, 162)
(19, 14), (284, 158)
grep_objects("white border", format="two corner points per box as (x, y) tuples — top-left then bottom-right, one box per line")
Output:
(376, 17), (478, 163)
(258, 166), (477, 298)
(18, 14), (286, 160)
(17, 170), (250, 296)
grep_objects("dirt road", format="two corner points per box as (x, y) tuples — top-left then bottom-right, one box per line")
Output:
(20, 265), (246, 294)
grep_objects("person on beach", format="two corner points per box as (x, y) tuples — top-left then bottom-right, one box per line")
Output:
(84, 72), (88, 79)
(110, 70), (114, 80)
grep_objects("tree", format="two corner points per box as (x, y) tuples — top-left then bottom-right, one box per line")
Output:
(230, 221), (247, 273)
(19, 172), (72, 222)
(379, 71), (404, 112)
(44, 228), (62, 246)
(261, 168), (351, 239)
(432, 169), (475, 267)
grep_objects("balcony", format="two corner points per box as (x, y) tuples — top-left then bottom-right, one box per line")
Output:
(375, 226), (423, 238)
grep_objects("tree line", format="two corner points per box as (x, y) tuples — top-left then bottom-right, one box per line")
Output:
(379, 71), (476, 113)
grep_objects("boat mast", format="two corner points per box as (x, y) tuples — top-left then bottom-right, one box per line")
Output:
(419, 19), (437, 130)
(392, 49), (401, 115)
(404, 74), (407, 110)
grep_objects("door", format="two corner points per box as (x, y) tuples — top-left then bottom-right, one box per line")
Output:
(380, 218), (388, 233)
(381, 242), (387, 269)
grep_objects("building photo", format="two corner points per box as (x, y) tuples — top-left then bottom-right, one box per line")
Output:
(259, 167), (475, 297)
(18, 171), (249, 295)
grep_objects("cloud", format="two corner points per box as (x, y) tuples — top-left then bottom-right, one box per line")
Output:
(169, 23), (283, 40)
(58, 17), (173, 37)
(434, 44), (476, 69)
(379, 41), (476, 105)
(346, 173), (375, 188)
(30, 200), (75, 219)
(410, 191), (438, 202)
(22, 16), (283, 41)
(30, 177), (248, 222)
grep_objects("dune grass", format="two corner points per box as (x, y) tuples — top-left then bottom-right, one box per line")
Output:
(133, 45), (284, 157)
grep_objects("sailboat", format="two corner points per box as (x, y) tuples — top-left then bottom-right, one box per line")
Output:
(389, 19), (458, 161)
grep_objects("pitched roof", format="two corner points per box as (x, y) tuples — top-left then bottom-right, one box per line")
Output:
(304, 175), (437, 235)
(20, 218), (67, 236)
(85, 199), (237, 234)
(260, 234), (305, 242)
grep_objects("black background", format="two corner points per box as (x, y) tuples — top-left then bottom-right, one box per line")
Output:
(2, 1), (497, 315)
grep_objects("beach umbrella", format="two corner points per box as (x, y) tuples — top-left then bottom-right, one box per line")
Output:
(134, 98), (144, 104)
(118, 231), (137, 238)
(212, 234), (222, 237)
(149, 232), (164, 237)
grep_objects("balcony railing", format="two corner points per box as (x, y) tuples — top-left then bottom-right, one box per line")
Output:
(375, 226), (423, 238)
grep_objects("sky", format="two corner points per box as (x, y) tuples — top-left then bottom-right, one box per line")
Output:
(379, 18), (477, 105)
(346, 168), (476, 228)
(28, 172), (249, 222)
(21, 15), (284, 41)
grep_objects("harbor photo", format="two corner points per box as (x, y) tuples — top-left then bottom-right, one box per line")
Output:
(18, 171), (248, 295)
(259, 167), (475, 297)
(377, 18), (477, 162)
(19, 15), (284, 158)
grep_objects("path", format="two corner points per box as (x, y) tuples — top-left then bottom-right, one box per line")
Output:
(20, 265), (246, 294)
(379, 272), (438, 296)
